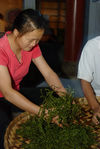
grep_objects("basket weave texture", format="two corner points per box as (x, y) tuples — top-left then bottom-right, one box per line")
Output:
(4, 112), (34, 149)
(4, 97), (100, 149)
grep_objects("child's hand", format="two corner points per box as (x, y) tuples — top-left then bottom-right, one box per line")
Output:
(92, 106), (100, 125)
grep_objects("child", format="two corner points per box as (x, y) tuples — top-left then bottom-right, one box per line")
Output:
(77, 36), (100, 125)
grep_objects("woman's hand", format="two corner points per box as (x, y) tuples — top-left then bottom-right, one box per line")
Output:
(52, 115), (63, 127)
(39, 107), (62, 127)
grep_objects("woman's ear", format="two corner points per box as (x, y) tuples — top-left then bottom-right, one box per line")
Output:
(13, 29), (20, 38)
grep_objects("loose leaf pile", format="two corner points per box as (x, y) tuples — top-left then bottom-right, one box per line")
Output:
(16, 88), (97, 149)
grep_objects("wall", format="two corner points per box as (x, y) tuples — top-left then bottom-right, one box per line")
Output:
(24, 0), (36, 9)
(0, 0), (23, 31)
(39, 1), (66, 35)
(0, 0), (23, 16)
(88, 0), (100, 40)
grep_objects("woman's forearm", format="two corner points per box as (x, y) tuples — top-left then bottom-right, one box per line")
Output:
(33, 56), (67, 96)
(81, 79), (99, 111)
(3, 88), (40, 115)
(45, 71), (67, 96)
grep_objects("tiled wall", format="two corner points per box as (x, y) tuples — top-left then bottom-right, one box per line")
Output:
(39, 1), (66, 35)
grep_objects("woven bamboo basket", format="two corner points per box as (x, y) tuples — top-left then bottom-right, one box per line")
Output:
(4, 112), (35, 149)
(4, 97), (100, 149)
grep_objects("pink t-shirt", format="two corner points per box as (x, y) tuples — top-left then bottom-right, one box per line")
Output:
(0, 32), (42, 97)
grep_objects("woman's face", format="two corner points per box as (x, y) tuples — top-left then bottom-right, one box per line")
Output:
(16, 29), (44, 51)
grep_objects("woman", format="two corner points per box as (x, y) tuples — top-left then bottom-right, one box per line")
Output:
(0, 9), (67, 149)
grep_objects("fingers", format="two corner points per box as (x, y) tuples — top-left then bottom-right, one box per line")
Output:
(92, 113), (100, 125)
(44, 110), (62, 127)
(52, 116), (63, 127)
(92, 115), (99, 125)
(72, 101), (75, 104)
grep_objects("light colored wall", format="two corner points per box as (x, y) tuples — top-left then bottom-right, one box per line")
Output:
(24, 0), (36, 9)
(88, 0), (100, 39)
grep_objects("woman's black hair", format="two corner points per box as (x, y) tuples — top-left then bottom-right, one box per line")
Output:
(11, 9), (47, 35)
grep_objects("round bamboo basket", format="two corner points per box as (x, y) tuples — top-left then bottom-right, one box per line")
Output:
(4, 112), (35, 149)
(4, 97), (100, 149)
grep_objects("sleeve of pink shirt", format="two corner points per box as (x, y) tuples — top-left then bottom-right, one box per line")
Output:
(32, 44), (42, 59)
(0, 48), (8, 66)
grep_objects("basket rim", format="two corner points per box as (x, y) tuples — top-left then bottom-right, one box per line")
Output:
(4, 112), (34, 149)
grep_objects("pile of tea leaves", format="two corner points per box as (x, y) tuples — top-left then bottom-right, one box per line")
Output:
(16, 88), (97, 149)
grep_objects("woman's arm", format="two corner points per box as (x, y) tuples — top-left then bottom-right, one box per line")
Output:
(81, 79), (100, 124)
(32, 55), (67, 96)
(0, 65), (40, 115)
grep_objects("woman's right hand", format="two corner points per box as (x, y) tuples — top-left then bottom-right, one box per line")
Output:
(40, 107), (62, 127)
